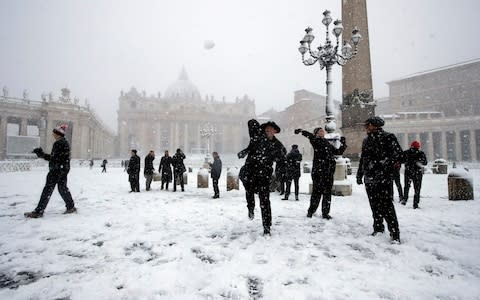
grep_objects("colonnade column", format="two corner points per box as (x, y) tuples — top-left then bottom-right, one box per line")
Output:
(469, 129), (477, 162)
(0, 116), (7, 159)
(455, 130), (462, 161)
(427, 132), (434, 161)
(20, 118), (28, 136)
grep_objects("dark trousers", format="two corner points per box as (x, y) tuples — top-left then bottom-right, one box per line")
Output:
(308, 176), (333, 216)
(130, 179), (140, 192)
(365, 179), (400, 236)
(404, 173), (423, 206)
(393, 173), (403, 200)
(36, 171), (75, 212)
(173, 172), (184, 191)
(102, 166), (106, 173)
(145, 174), (153, 191)
(161, 180), (170, 190)
(212, 178), (219, 196)
(285, 177), (299, 198)
(246, 185), (271, 228)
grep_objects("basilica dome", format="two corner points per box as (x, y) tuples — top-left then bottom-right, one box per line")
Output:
(164, 67), (201, 100)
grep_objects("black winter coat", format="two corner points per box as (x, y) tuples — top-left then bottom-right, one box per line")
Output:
(286, 149), (302, 179)
(239, 119), (286, 191)
(402, 148), (427, 176)
(301, 131), (346, 179)
(42, 136), (71, 174)
(172, 152), (186, 175)
(357, 129), (403, 184)
(210, 157), (222, 180)
(144, 154), (155, 175)
(159, 156), (173, 182)
(127, 154), (141, 182)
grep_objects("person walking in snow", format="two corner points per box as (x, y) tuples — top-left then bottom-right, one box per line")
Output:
(295, 127), (347, 219)
(101, 159), (108, 173)
(356, 116), (402, 243)
(127, 149), (141, 192)
(282, 144), (303, 201)
(144, 150), (155, 191)
(171, 148), (186, 192)
(25, 124), (76, 218)
(401, 140), (428, 209)
(159, 150), (173, 190)
(208, 151), (222, 198)
(238, 119), (285, 235)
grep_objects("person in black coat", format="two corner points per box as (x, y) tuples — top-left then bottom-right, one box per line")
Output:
(144, 150), (155, 191)
(159, 150), (173, 190)
(208, 151), (222, 198)
(282, 144), (303, 201)
(356, 116), (402, 243)
(101, 159), (108, 173)
(238, 119), (286, 235)
(127, 149), (141, 192)
(171, 148), (186, 192)
(25, 124), (76, 218)
(401, 140), (427, 209)
(295, 127), (347, 219)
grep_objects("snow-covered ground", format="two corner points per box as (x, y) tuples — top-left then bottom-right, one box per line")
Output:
(1, 163), (479, 299)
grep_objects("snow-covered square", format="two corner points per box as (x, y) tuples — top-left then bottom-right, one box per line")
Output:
(1, 161), (479, 299)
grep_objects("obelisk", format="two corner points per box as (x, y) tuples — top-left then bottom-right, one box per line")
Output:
(341, 0), (375, 159)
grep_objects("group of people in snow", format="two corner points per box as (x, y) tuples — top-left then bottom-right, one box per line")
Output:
(24, 116), (428, 244)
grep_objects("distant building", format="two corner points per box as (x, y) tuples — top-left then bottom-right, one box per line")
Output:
(0, 88), (114, 160)
(377, 59), (480, 162)
(117, 68), (256, 156)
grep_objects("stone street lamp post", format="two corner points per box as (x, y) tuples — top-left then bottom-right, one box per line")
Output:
(298, 9), (361, 144)
(298, 9), (361, 196)
(200, 122), (218, 167)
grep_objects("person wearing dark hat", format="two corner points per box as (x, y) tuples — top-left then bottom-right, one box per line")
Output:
(282, 144), (303, 201)
(127, 149), (141, 192)
(144, 150), (155, 191)
(401, 140), (427, 208)
(208, 151), (222, 198)
(357, 116), (402, 243)
(25, 124), (76, 218)
(294, 127), (347, 219)
(171, 148), (186, 192)
(159, 150), (173, 190)
(238, 119), (285, 235)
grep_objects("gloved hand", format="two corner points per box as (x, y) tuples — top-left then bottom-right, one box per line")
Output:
(237, 150), (247, 159)
(340, 136), (346, 144)
(356, 176), (363, 185)
(294, 128), (302, 134)
(32, 147), (44, 158)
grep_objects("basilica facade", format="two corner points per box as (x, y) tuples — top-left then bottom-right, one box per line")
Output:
(117, 68), (256, 156)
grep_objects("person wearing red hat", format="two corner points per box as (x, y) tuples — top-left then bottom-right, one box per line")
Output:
(25, 124), (76, 218)
(401, 140), (427, 209)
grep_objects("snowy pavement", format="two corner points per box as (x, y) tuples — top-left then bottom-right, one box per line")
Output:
(0, 166), (479, 299)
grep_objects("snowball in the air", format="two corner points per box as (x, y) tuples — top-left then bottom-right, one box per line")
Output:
(204, 40), (215, 50)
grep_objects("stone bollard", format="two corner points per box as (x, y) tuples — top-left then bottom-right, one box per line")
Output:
(226, 167), (240, 191)
(303, 163), (311, 174)
(332, 157), (352, 196)
(432, 159), (448, 174)
(448, 169), (474, 200)
(197, 168), (209, 188)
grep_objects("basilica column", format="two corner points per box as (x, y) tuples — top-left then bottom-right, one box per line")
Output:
(184, 123), (189, 153)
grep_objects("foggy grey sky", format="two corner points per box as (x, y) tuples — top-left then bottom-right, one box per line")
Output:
(1, 0), (479, 131)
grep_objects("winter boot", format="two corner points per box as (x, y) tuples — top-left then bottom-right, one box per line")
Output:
(263, 226), (271, 236)
(248, 208), (254, 220)
(306, 212), (313, 218)
(295, 195), (299, 201)
(281, 195), (288, 200)
(64, 207), (77, 214)
(322, 214), (332, 220)
(390, 232), (401, 244)
(371, 230), (384, 236)
(24, 210), (43, 218)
